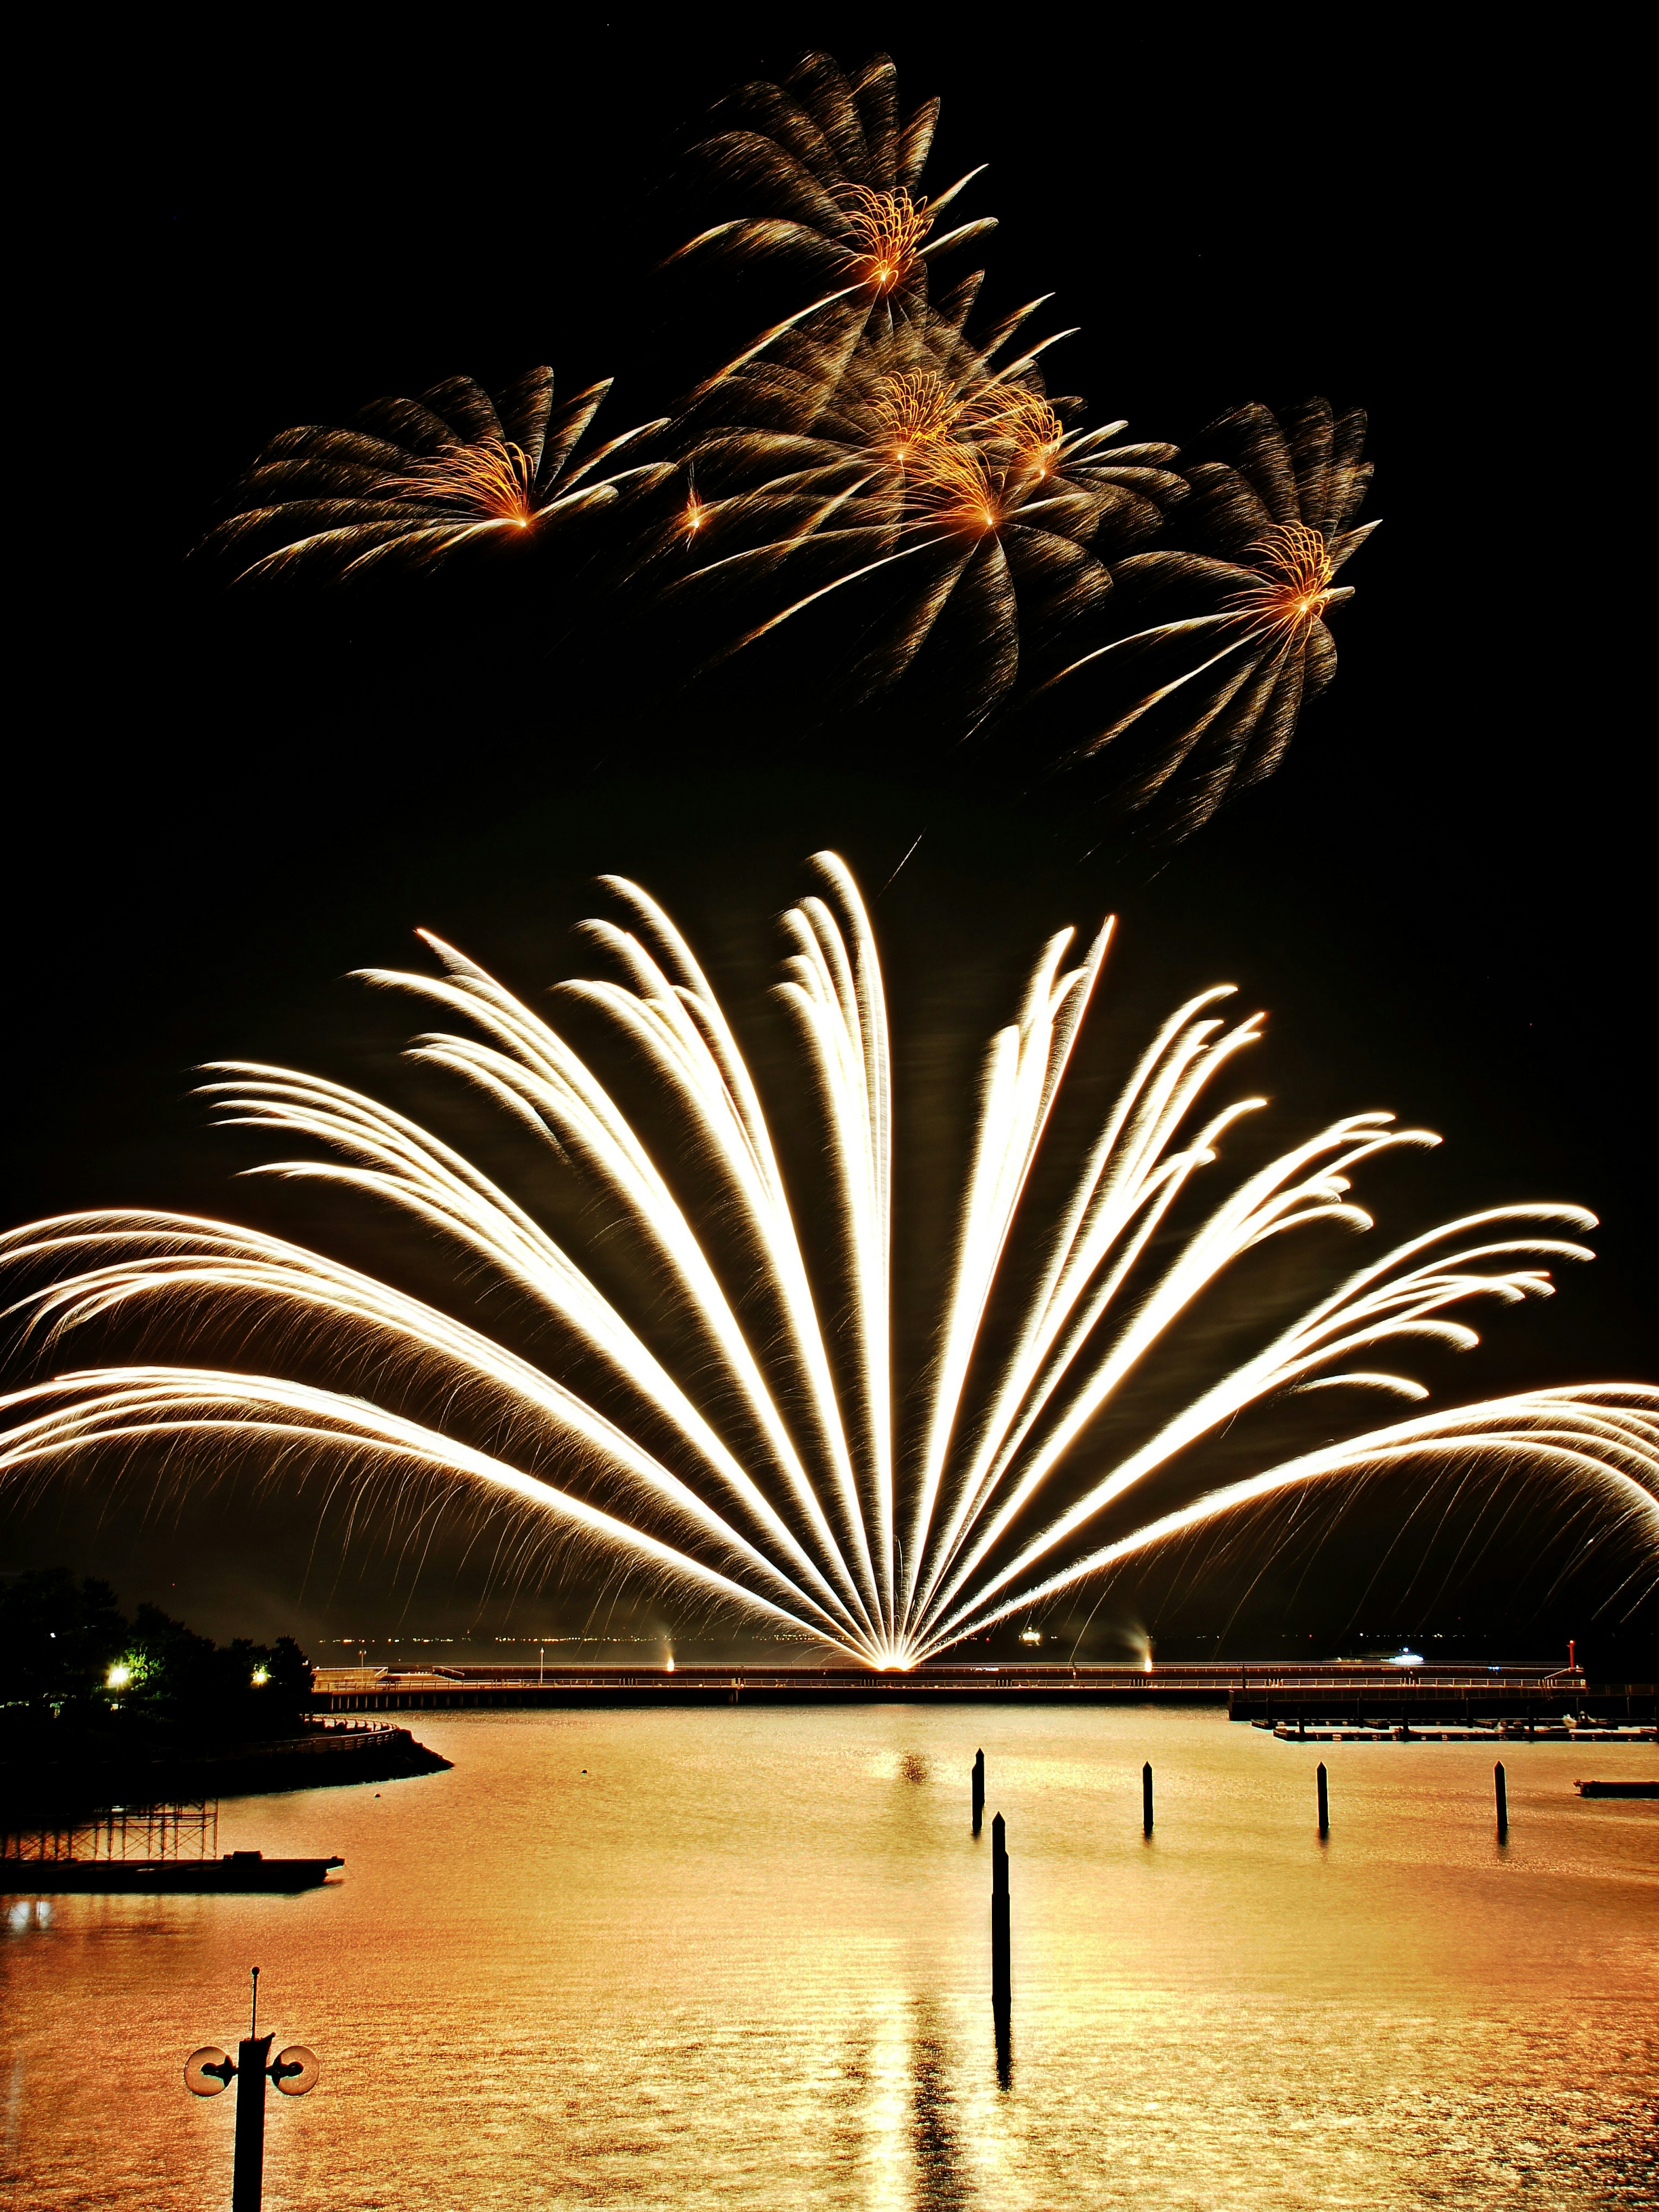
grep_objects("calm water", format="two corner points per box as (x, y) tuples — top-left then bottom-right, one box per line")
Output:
(3, 1707), (1656, 2209)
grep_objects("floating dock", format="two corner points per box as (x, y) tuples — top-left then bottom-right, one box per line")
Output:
(0, 1850), (344, 1894)
(1266, 1723), (1656, 1744)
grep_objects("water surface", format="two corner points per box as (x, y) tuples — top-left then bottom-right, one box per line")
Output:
(4, 1707), (1655, 2208)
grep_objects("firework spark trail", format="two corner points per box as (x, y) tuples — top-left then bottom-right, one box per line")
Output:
(908, 984), (1270, 1622)
(1042, 401), (1379, 836)
(667, 53), (997, 396)
(6, 1192), (877, 1660)
(777, 859), (896, 1627)
(914, 1393), (1659, 1659)
(653, 58), (1373, 817)
(916, 1203), (1607, 1642)
(356, 901), (887, 1644)
(206, 370), (671, 581)
(661, 295), (1180, 719)
(3, 859), (1654, 1664)
(920, 1108), (1434, 1607)
(194, 52), (1378, 842)
(0, 1368), (840, 1645)
(899, 917), (1112, 1633)
(0, 1217), (876, 1652)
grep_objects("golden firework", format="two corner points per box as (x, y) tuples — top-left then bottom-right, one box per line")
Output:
(1044, 400), (1378, 839)
(669, 54), (995, 396)
(906, 441), (1004, 534)
(386, 439), (539, 527)
(1225, 522), (1338, 639)
(842, 185), (933, 292)
(867, 372), (958, 464)
(659, 295), (1181, 722)
(963, 382), (1064, 464)
(206, 369), (668, 581)
(3, 859), (1655, 1667)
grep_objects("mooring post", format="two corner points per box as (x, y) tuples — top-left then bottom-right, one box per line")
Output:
(991, 1812), (1010, 2011)
(1142, 1761), (1154, 1837)
(1494, 1761), (1508, 1838)
(972, 1748), (985, 1835)
(1316, 1761), (1329, 1839)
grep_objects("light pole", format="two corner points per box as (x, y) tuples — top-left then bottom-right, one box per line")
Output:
(184, 1967), (318, 2212)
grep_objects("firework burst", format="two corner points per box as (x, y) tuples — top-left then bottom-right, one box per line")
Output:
(655, 291), (1184, 719)
(206, 367), (670, 581)
(189, 51), (1382, 846)
(667, 53), (996, 394)
(1043, 398), (1377, 836)
(3, 861), (1653, 1665)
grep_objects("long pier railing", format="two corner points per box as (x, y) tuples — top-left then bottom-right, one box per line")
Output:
(305, 1660), (1657, 1722)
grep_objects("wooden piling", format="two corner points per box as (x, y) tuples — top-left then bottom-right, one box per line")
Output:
(1316, 1761), (1329, 1839)
(972, 1748), (985, 1834)
(1494, 1760), (1508, 1837)
(991, 1812), (1010, 2009)
(1142, 1761), (1154, 1836)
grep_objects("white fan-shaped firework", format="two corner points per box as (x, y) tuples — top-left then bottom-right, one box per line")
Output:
(3, 857), (1655, 1665)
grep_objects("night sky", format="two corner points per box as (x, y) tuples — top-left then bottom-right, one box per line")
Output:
(7, 20), (1649, 1665)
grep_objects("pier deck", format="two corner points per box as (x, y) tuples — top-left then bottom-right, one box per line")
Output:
(306, 1661), (1657, 1725)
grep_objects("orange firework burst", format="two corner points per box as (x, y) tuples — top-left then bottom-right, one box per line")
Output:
(652, 292), (1183, 728)
(968, 384), (1065, 471)
(1224, 522), (1340, 639)
(906, 441), (1004, 534)
(842, 185), (933, 292)
(385, 439), (540, 527)
(1042, 399), (1377, 839)
(867, 372), (959, 463)
(191, 44), (1384, 856)
(206, 369), (669, 582)
(668, 54), (996, 397)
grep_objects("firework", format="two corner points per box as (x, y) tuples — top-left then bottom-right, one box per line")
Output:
(655, 293), (1185, 718)
(4, 860), (1653, 1666)
(206, 368), (671, 580)
(185, 51), (1381, 845)
(1042, 398), (1378, 836)
(667, 53), (997, 392)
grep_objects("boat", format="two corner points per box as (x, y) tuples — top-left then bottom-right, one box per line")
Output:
(1573, 1780), (1658, 1799)
(0, 1849), (344, 1893)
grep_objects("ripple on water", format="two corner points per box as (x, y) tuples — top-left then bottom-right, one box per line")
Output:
(2, 1706), (1655, 2210)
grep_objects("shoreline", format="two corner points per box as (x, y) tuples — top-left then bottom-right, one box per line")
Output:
(1, 1722), (451, 1829)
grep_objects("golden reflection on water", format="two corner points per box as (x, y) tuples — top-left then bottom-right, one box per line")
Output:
(3, 1707), (1656, 2209)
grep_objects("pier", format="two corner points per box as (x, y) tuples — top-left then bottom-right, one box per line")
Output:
(305, 1659), (1656, 1723)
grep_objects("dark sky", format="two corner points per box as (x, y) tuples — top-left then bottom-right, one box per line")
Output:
(6, 18), (1649, 1662)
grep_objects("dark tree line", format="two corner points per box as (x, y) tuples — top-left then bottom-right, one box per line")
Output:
(0, 1568), (313, 1759)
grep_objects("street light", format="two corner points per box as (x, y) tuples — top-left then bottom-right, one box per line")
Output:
(184, 1967), (317, 2212)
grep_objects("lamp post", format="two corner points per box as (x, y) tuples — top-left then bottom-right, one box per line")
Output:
(184, 1967), (318, 2212)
